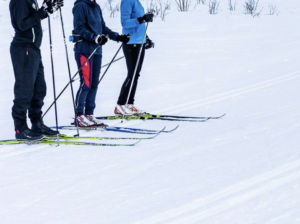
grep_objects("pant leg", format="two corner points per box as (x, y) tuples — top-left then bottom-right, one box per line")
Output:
(129, 44), (145, 104)
(10, 45), (40, 131)
(85, 54), (102, 115)
(75, 53), (93, 116)
(117, 44), (145, 105)
(28, 50), (47, 124)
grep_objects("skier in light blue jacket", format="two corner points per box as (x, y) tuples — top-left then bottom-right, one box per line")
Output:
(114, 0), (155, 116)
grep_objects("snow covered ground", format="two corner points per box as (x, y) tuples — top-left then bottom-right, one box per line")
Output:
(1, 0), (300, 223)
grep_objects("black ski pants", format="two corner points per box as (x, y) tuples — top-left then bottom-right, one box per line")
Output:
(117, 44), (145, 105)
(10, 45), (46, 132)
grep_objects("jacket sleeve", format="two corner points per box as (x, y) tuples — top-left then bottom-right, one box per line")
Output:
(120, 0), (140, 29)
(73, 3), (94, 41)
(100, 8), (118, 41)
(12, 0), (45, 31)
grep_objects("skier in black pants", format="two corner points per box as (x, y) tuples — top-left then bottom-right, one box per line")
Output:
(9, 0), (63, 140)
(114, 0), (155, 116)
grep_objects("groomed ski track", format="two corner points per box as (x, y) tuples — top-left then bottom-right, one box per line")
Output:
(1, 0), (300, 223)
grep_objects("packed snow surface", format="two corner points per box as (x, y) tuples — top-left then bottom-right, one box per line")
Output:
(0, 0), (300, 223)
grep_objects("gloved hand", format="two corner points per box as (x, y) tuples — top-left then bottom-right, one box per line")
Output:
(145, 36), (155, 49)
(116, 34), (130, 44)
(93, 34), (108, 46)
(137, 12), (154, 24)
(53, 0), (64, 10)
(42, 0), (54, 14)
(37, 0), (53, 19)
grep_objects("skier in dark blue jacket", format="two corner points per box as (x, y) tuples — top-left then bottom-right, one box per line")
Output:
(72, 0), (130, 127)
(114, 0), (155, 116)
(9, 0), (63, 140)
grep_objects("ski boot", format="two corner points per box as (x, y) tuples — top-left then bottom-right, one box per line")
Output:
(126, 104), (148, 115)
(85, 115), (106, 126)
(32, 119), (60, 136)
(114, 104), (136, 116)
(16, 128), (44, 140)
(75, 115), (95, 127)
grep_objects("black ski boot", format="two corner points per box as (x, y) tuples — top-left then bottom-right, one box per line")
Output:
(16, 128), (44, 140)
(32, 120), (60, 136)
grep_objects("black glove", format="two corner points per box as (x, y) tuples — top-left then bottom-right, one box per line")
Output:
(37, 8), (48, 19)
(137, 12), (154, 24)
(116, 34), (130, 44)
(53, 0), (64, 10)
(42, 0), (54, 14)
(37, 0), (53, 19)
(145, 36), (155, 49)
(93, 34), (108, 46)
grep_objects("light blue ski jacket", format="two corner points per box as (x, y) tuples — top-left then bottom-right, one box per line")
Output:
(120, 0), (146, 44)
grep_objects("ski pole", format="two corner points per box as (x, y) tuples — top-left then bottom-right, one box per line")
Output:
(98, 44), (123, 85)
(59, 8), (80, 137)
(47, 17), (60, 146)
(102, 56), (124, 69)
(122, 23), (149, 122)
(42, 45), (101, 118)
(72, 55), (125, 82)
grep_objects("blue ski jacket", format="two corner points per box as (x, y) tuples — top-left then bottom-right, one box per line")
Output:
(120, 0), (146, 44)
(73, 0), (118, 55)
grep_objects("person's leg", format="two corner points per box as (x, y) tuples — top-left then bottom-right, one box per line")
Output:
(128, 44), (145, 104)
(117, 44), (135, 105)
(28, 50), (46, 124)
(85, 54), (102, 115)
(74, 53), (93, 116)
(117, 44), (144, 105)
(28, 51), (59, 136)
(11, 46), (40, 132)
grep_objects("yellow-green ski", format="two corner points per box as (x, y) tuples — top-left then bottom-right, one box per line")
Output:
(0, 138), (140, 146)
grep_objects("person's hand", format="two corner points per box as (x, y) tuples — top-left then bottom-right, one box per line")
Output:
(137, 12), (154, 24)
(53, 0), (64, 10)
(42, 0), (54, 14)
(116, 34), (130, 44)
(145, 36), (155, 49)
(93, 34), (108, 46)
(37, 0), (53, 19)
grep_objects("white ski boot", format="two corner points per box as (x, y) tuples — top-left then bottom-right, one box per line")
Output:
(85, 115), (105, 126)
(127, 104), (148, 115)
(114, 104), (136, 116)
(75, 115), (95, 127)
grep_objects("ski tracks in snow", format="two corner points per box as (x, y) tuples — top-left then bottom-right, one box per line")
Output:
(153, 70), (300, 115)
(133, 159), (300, 224)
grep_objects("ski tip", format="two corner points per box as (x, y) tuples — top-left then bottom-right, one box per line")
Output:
(132, 140), (142, 146)
(209, 113), (226, 119)
(163, 125), (179, 133)
(148, 127), (166, 139)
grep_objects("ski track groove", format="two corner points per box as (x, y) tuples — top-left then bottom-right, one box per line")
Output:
(153, 70), (300, 115)
(133, 158), (300, 224)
